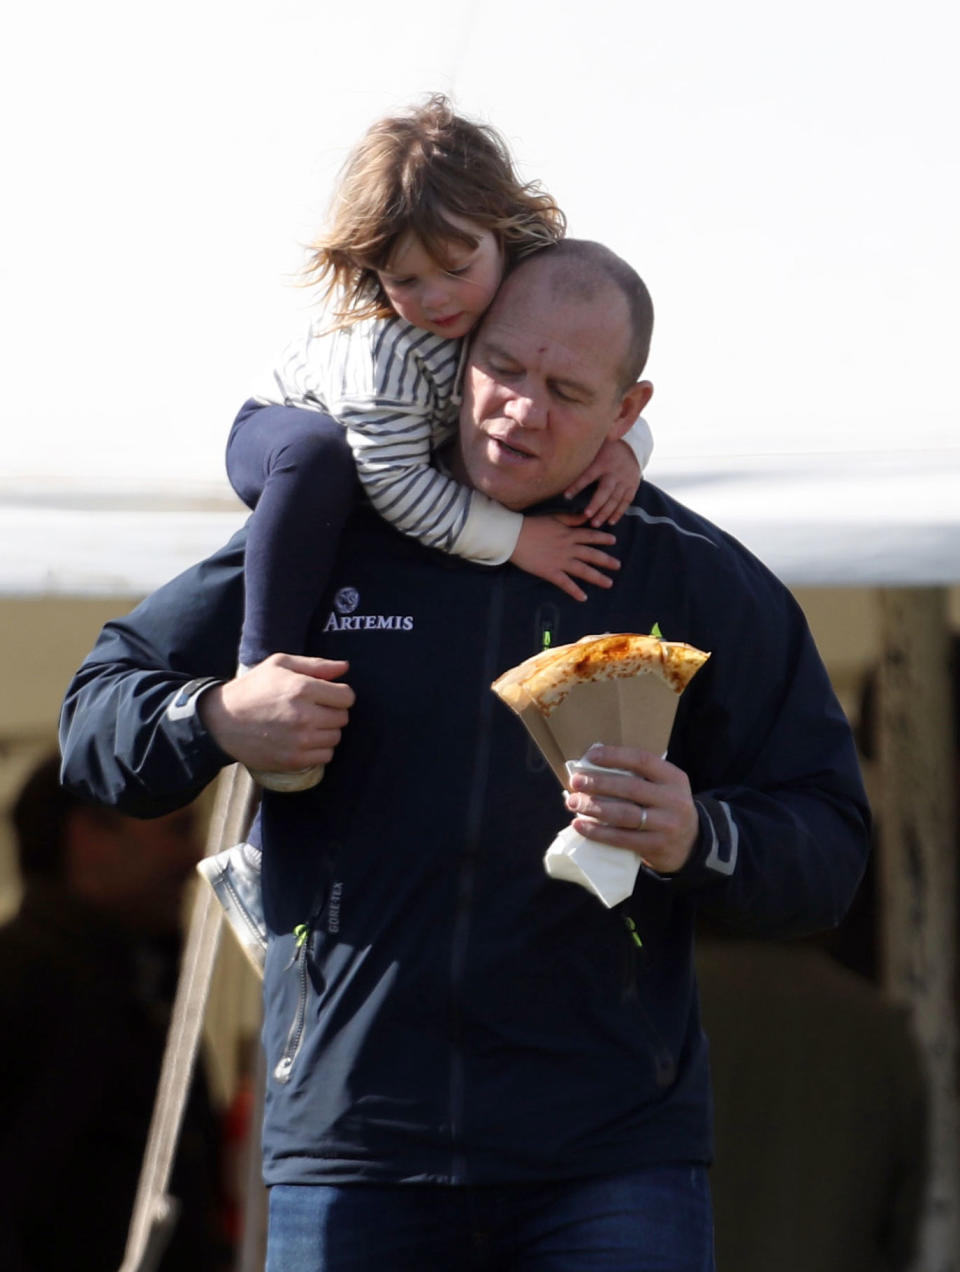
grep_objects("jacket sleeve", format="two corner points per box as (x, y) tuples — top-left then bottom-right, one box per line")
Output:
(660, 571), (871, 938)
(58, 531), (247, 817)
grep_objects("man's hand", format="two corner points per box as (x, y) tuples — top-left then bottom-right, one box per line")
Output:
(199, 654), (354, 774)
(510, 514), (620, 603)
(563, 743), (699, 874)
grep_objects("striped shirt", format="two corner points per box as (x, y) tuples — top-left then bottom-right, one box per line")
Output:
(254, 312), (654, 565)
(253, 314), (523, 564)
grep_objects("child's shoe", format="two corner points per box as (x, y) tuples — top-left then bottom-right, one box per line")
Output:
(196, 840), (267, 976)
(247, 763), (325, 792)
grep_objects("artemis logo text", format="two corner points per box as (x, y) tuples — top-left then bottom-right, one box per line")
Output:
(324, 587), (414, 633)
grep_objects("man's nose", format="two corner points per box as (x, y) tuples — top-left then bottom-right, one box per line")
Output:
(505, 393), (546, 429)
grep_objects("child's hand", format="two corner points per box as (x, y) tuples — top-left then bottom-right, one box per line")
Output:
(564, 438), (641, 527)
(510, 515), (620, 603)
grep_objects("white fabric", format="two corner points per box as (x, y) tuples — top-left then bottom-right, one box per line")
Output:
(543, 757), (644, 907)
(622, 416), (654, 472)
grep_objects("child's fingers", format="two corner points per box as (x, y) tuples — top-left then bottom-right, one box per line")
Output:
(550, 572), (588, 603)
(600, 490), (632, 526)
(563, 468), (601, 501)
(582, 475), (621, 521)
(570, 545), (621, 572)
(565, 560), (616, 590)
(588, 483), (632, 524)
(548, 551), (621, 602)
(553, 517), (616, 546)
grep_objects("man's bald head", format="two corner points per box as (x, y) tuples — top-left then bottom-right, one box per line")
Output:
(453, 240), (654, 511)
(505, 239), (654, 392)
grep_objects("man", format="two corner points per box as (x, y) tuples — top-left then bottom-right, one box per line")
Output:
(0, 755), (231, 1272)
(60, 240), (870, 1271)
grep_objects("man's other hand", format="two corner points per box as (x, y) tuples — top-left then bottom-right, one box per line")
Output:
(198, 654), (355, 773)
(563, 743), (699, 874)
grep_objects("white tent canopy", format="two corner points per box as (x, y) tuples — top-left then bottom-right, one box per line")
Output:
(4, 443), (958, 596)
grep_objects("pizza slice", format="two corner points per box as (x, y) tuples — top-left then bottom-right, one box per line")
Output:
(515, 633), (709, 712)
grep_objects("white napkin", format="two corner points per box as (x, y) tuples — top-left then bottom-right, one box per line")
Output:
(543, 755), (643, 907)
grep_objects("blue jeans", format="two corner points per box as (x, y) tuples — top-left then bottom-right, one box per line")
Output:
(266, 1167), (714, 1271)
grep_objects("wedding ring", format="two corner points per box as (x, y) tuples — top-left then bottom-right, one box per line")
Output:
(638, 806), (649, 830)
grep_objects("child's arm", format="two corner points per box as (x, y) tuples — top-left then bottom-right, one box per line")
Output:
(563, 415), (654, 527)
(289, 320), (623, 597)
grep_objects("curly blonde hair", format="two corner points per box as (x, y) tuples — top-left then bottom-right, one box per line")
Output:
(305, 94), (566, 325)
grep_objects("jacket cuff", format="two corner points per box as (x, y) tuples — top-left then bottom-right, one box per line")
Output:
(164, 676), (223, 722)
(669, 796), (740, 891)
(163, 677), (235, 767)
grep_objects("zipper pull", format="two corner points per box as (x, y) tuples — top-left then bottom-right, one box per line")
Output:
(284, 922), (310, 970)
(535, 602), (559, 656)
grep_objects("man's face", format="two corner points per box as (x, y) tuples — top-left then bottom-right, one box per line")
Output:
(454, 265), (651, 510)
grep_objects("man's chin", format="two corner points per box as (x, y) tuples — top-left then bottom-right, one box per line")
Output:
(471, 468), (551, 513)
(451, 438), (558, 511)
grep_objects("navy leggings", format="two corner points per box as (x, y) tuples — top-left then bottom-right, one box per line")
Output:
(227, 400), (361, 667)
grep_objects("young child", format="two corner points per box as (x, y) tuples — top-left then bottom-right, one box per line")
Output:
(230, 95), (653, 790)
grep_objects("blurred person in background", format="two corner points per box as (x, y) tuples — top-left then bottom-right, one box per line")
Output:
(696, 932), (927, 1272)
(694, 637), (957, 1271)
(0, 754), (232, 1272)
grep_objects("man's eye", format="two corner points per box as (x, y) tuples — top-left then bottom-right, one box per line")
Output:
(552, 386), (583, 404)
(448, 264), (472, 277)
(387, 277), (414, 289)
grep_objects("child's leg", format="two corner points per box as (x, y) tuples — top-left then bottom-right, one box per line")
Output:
(228, 401), (360, 667)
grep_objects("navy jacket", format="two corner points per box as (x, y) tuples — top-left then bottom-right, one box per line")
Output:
(60, 482), (870, 1187)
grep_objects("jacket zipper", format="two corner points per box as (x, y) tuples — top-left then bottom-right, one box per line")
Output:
(274, 923), (310, 1084)
(447, 572), (505, 1179)
(617, 911), (676, 1086)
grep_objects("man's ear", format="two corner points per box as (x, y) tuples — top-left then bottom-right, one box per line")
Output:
(608, 380), (654, 440)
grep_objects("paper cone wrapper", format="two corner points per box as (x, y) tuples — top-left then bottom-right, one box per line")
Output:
(497, 665), (685, 788)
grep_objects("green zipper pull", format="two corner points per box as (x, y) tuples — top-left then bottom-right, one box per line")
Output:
(624, 915), (643, 949)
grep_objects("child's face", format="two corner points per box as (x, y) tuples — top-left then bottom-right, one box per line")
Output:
(376, 217), (503, 340)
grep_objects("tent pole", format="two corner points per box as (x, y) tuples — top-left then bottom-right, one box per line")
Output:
(877, 587), (959, 1270)
(118, 764), (257, 1272)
